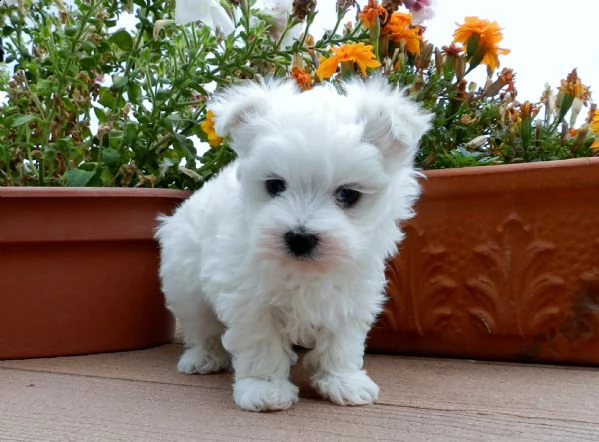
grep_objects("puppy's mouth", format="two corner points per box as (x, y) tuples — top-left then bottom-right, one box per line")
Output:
(256, 232), (353, 276)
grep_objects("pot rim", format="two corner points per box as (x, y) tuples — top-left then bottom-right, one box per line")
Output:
(421, 156), (599, 178)
(0, 186), (191, 199)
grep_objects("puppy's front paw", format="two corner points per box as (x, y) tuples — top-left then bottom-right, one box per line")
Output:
(233, 378), (299, 412)
(312, 370), (379, 406)
(177, 345), (229, 375)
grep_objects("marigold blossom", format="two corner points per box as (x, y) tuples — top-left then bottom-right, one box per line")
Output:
(316, 43), (381, 80)
(291, 66), (312, 91)
(441, 43), (463, 57)
(559, 69), (591, 103)
(453, 16), (510, 72)
(519, 101), (538, 119)
(359, 0), (388, 29)
(592, 110), (599, 135)
(382, 12), (421, 55)
(200, 111), (223, 148)
(590, 109), (599, 151)
(498, 67), (517, 96)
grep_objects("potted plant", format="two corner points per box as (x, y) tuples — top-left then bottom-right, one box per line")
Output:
(0, 0), (209, 359)
(1, 0), (597, 363)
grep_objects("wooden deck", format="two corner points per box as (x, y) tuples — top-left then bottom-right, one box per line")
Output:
(2, 339), (599, 441)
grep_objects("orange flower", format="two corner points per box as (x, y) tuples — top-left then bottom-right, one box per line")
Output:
(592, 139), (599, 151)
(200, 111), (223, 148)
(359, 0), (388, 29)
(498, 67), (516, 96)
(291, 66), (312, 91)
(559, 69), (591, 103)
(382, 12), (421, 55)
(519, 101), (538, 120)
(441, 43), (463, 56)
(453, 16), (510, 72)
(316, 43), (381, 80)
(591, 110), (599, 135)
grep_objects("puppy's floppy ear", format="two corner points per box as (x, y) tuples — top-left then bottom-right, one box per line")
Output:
(344, 76), (432, 170)
(210, 80), (299, 157)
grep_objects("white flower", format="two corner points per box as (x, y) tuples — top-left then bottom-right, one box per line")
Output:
(402, 0), (436, 25)
(0, 0), (18, 6)
(175, 0), (235, 35)
(464, 135), (490, 149)
(153, 19), (176, 40)
(254, 0), (301, 48)
(570, 97), (583, 128)
(159, 158), (175, 178)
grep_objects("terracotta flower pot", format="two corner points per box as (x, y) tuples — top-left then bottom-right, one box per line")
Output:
(0, 187), (188, 360)
(369, 157), (599, 365)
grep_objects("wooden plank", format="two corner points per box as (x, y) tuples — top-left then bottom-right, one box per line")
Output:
(366, 356), (599, 424)
(2, 368), (599, 441)
(3, 345), (599, 425)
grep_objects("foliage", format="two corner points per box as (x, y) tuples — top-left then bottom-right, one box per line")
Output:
(0, 0), (596, 188)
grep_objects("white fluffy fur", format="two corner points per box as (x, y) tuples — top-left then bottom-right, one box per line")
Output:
(155, 77), (431, 412)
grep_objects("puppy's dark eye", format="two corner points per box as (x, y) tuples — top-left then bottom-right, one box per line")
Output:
(265, 178), (287, 197)
(335, 186), (361, 208)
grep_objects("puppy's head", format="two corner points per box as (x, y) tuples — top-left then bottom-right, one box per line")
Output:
(211, 77), (431, 272)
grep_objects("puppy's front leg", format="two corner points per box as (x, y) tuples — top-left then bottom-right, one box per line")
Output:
(306, 321), (379, 406)
(222, 316), (298, 412)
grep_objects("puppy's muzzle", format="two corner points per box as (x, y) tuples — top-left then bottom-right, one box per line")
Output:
(284, 229), (320, 259)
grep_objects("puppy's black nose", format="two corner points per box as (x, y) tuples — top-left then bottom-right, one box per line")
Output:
(284, 230), (319, 258)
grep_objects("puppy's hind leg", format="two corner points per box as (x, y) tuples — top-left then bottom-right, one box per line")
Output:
(168, 296), (229, 375)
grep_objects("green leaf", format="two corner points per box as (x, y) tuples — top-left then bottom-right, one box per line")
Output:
(62, 97), (76, 113)
(80, 56), (98, 70)
(79, 163), (97, 172)
(94, 107), (107, 123)
(9, 114), (37, 128)
(466, 33), (480, 58)
(127, 82), (142, 103)
(109, 29), (134, 52)
(101, 148), (121, 167)
(98, 89), (116, 108)
(79, 40), (97, 51)
(64, 169), (96, 187)
(111, 75), (129, 89)
(35, 79), (53, 96)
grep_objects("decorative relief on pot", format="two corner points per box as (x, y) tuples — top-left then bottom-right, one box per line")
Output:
(561, 240), (599, 342)
(466, 214), (568, 338)
(381, 224), (457, 335)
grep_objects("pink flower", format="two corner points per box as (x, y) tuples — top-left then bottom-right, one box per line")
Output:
(402, 0), (435, 24)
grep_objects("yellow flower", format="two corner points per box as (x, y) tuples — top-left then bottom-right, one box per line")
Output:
(382, 12), (422, 55)
(200, 111), (223, 148)
(291, 66), (312, 91)
(519, 101), (538, 120)
(316, 43), (380, 80)
(359, 0), (388, 29)
(453, 16), (510, 72)
(559, 69), (591, 103)
(592, 110), (599, 135)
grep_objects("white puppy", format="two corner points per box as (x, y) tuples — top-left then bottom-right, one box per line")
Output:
(155, 77), (431, 412)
